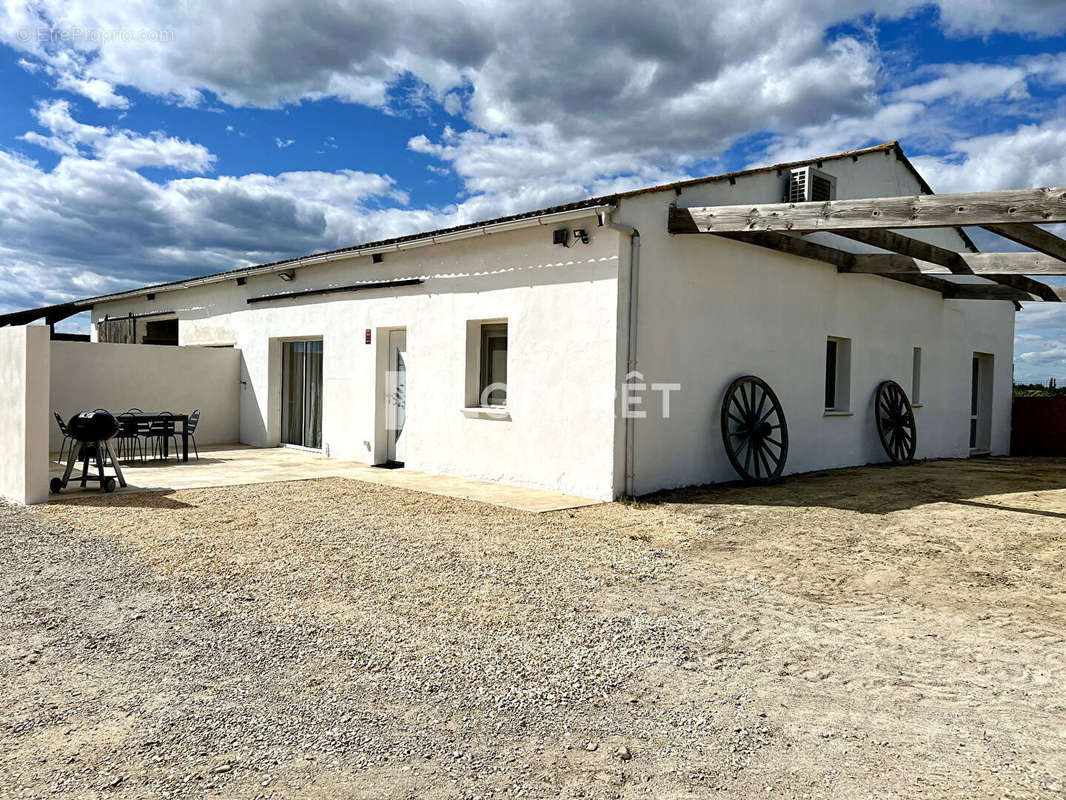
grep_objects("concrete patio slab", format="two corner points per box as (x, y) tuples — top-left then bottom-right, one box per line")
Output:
(47, 444), (602, 513)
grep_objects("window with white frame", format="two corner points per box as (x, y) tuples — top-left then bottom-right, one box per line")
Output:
(824, 336), (852, 412)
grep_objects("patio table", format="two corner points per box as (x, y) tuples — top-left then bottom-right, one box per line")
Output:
(122, 412), (191, 462)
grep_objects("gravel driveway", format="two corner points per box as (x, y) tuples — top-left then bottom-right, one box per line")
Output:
(3, 458), (1065, 799)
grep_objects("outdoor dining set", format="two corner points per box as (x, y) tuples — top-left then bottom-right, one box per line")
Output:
(54, 409), (202, 465)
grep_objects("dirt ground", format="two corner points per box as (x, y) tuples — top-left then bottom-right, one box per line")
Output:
(2, 457), (1065, 799)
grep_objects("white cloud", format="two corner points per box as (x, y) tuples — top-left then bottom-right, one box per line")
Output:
(442, 92), (463, 116)
(54, 74), (129, 109)
(754, 101), (929, 167)
(891, 64), (1030, 105)
(909, 120), (1066, 193)
(1015, 330), (1066, 383)
(21, 99), (214, 172)
(935, 0), (1066, 37)
(757, 54), (1066, 168)
(5, 1), (1055, 119)
(0, 0), (1062, 228)
(275, 137), (294, 149)
(0, 0), (1045, 196)
(0, 107), (432, 313)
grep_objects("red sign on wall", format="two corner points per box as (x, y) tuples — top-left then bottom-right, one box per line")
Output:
(365, 329), (372, 344)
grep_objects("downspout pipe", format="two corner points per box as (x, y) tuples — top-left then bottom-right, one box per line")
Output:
(600, 206), (640, 497)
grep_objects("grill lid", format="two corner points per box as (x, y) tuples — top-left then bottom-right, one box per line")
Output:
(67, 410), (119, 442)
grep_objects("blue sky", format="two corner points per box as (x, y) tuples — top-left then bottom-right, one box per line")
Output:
(1, 1), (1066, 382)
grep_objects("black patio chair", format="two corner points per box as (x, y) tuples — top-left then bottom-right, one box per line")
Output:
(186, 409), (201, 460)
(115, 410), (146, 463)
(147, 411), (180, 461)
(53, 411), (72, 464)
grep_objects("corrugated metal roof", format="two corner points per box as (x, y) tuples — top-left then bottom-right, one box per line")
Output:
(2, 141), (956, 322)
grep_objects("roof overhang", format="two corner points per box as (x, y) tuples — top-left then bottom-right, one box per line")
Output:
(73, 203), (614, 309)
(0, 301), (82, 328)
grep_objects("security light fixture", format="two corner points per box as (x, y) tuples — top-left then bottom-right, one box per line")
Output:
(572, 228), (589, 245)
(372, 253), (384, 263)
(236, 276), (246, 286)
(146, 293), (156, 301)
(279, 270), (295, 282)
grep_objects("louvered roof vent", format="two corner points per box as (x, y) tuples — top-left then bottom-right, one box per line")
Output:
(786, 165), (837, 203)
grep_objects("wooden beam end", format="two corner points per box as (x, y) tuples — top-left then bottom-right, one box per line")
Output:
(667, 206), (701, 234)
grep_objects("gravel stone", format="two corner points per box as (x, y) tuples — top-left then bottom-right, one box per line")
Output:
(3, 458), (1065, 798)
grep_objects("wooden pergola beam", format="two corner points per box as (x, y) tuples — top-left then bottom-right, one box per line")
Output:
(720, 231), (882, 272)
(982, 222), (1066, 262)
(834, 252), (1066, 275)
(669, 186), (1066, 234)
(939, 252), (1066, 275)
(981, 274), (1066, 302)
(828, 228), (1062, 300)
(718, 231), (1043, 301)
(945, 283), (1038, 301)
(832, 229), (973, 274)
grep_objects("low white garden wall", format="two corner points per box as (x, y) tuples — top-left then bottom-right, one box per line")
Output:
(0, 326), (50, 505)
(49, 341), (241, 452)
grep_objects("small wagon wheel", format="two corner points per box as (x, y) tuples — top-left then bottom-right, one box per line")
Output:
(874, 379), (917, 464)
(720, 375), (789, 485)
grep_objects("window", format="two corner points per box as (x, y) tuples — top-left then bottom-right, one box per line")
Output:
(824, 340), (837, 409)
(911, 347), (922, 404)
(142, 318), (178, 346)
(479, 323), (508, 407)
(824, 336), (852, 412)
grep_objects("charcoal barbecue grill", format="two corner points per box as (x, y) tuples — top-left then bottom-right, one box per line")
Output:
(50, 410), (127, 494)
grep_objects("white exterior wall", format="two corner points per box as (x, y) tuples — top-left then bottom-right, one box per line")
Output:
(617, 150), (1016, 494)
(84, 149), (1017, 501)
(93, 217), (624, 500)
(0, 326), (50, 505)
(48, 342), (241, 451)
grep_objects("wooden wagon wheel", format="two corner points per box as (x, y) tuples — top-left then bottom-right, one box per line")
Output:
(720, 375), (789, 485)
(875, 379), (917, 464)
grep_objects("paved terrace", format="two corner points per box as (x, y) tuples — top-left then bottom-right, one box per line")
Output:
(47, 444), (601, 513)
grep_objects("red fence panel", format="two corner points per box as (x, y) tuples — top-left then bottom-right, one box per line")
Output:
(1011, 396), (1066, 456)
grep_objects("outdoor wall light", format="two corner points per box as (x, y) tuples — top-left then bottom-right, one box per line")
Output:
(372, 253), (384, 263)
(279, 270), (295, 281)
(572, 228), (589, 245)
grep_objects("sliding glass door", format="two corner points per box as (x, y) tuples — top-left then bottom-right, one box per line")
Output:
(282, 340), (323, 449)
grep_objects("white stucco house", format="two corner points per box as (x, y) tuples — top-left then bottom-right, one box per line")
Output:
(6, 140), (1061, 504)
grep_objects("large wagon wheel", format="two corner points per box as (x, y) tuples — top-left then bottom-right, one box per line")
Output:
(720, 375), (789, 485)
(875, 379), (917, 464)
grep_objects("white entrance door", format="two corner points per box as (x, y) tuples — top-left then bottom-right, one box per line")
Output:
(386, 329), (407, 464)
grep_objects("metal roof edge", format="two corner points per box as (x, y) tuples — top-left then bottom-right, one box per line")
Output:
(4, 141), (954, 321)
(76, 203), (614, 308)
